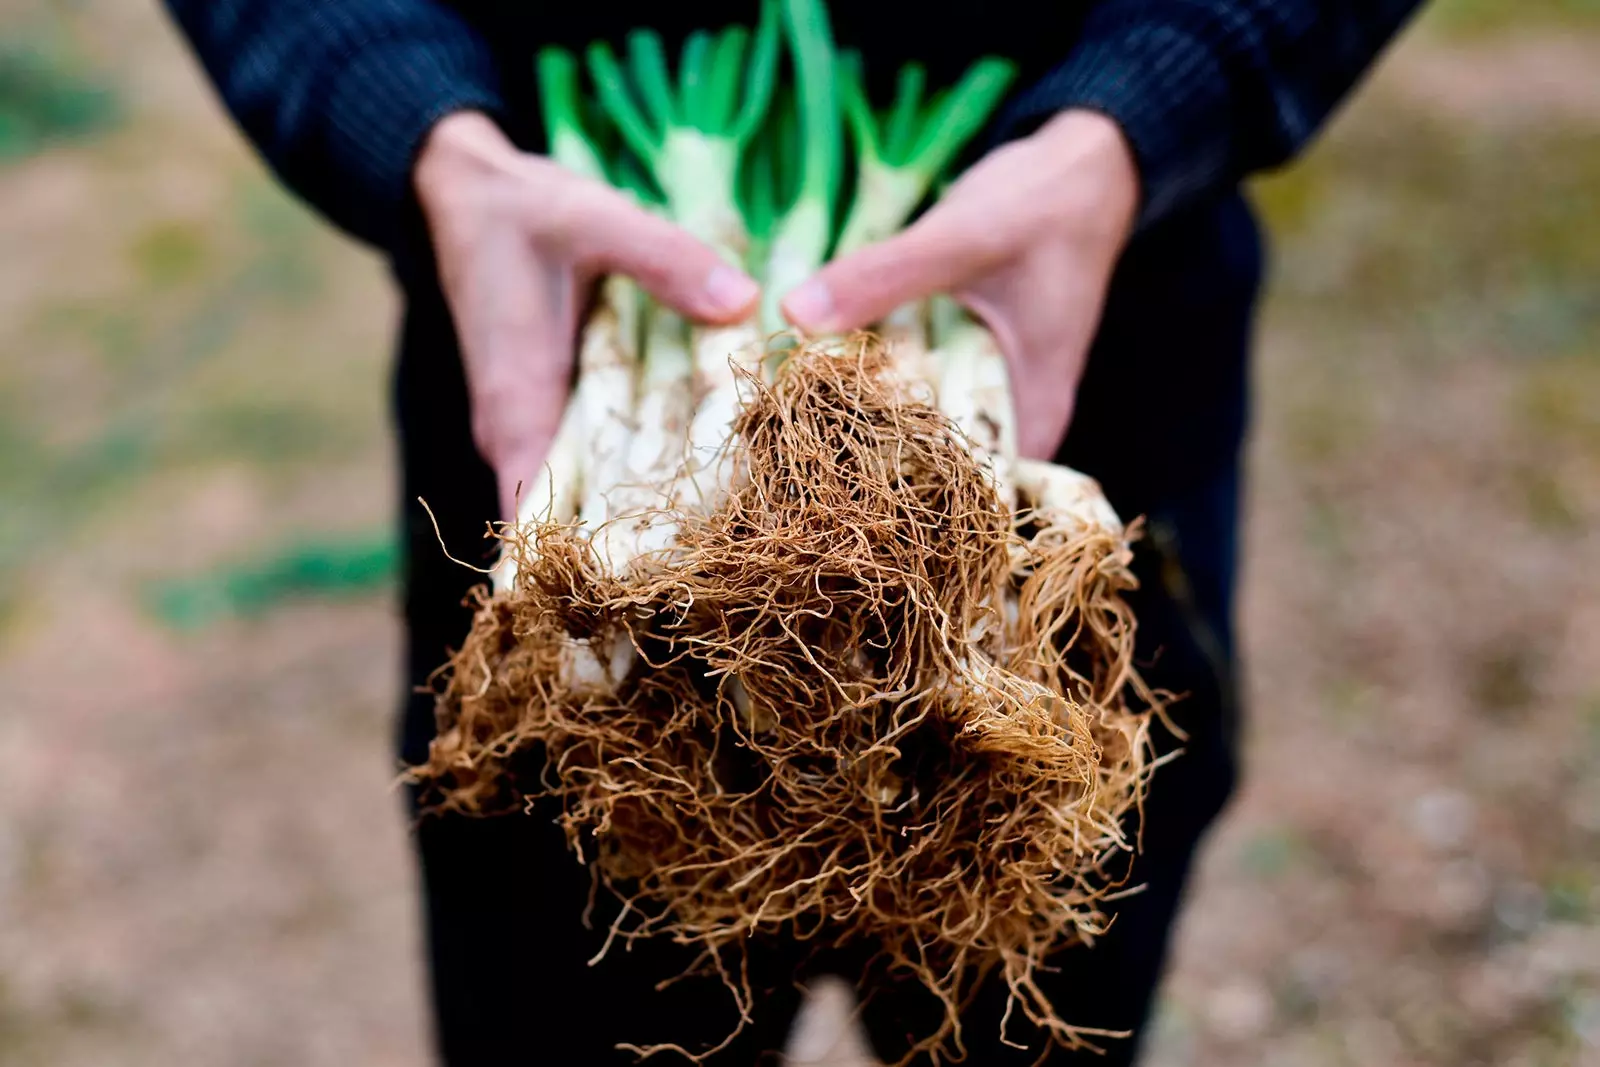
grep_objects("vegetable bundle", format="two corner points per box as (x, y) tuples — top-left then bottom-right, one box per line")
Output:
(412, 0), (1159, 1060)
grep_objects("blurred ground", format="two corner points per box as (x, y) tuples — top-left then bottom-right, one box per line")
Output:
(1, 2), (1597, 1065)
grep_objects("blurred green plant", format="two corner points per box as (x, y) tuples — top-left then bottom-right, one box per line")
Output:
(175, 401), (356, 466)
(1518, 466), (1582, 533)
(1238, 826), (1312, 881)
(1428, 0), (1600, 33)
(144, 530), (398, 630)
(129, 221), (211, 289)
(1253, 112), (1600, 369)
(1543, 868), (1596, 922)
(1470, 643), (1541, 717)
(1519, 362), (1600, 456)
(0, 174), (339, 626)
(237, 178), (323, 303)
(0, 37), (118, 162)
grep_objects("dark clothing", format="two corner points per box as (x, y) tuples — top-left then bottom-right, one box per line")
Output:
(163, 0), (1421, 247)
(160, 0), (1413, 1062)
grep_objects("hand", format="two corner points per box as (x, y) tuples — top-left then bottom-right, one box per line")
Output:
(782, 109), (1140, 460)
(414, 111), (760, 521)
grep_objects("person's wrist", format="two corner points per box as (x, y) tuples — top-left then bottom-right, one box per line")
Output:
(414, 110), (521, 222)
(1028, 109), (1141, 247)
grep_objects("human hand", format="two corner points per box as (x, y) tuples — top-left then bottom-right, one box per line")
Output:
(781, 109), (1140, 460)
(413, 111), (760, 521)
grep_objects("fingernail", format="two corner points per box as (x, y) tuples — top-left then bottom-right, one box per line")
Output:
(703, 265), (760, 315)
(782, 280), (836, 330)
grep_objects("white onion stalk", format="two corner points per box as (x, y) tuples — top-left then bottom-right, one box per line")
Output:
(755, 0), (841, 343)
(513, 281), (641, 689)
(1014, 458), (1124, 538)
(879, 302), (935, 399)
(559, 628), (639, 699)
(575, 277), (642, 533)
(833, 54), (1015, 261)
(923, 306), (1020, 649)
(593, 302), (696, 573)
(490, 48), (617, 594)
(565, 279), (645, 687)
(489, 393), (586, 594)
(947, 647), (1080, 745)
(828, 53), (1012, 397)
(590, 14), (779, 519)
(934, 314), (1018, 516)
(682, 321), (765, 513)
(590, 2), (778, 262)
(491, 281), (635, 595)
(489, 49), (647, 687)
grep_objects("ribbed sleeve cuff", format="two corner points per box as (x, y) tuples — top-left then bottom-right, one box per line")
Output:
(318, 27), (505, 251)
(998, 22), (1234, 231)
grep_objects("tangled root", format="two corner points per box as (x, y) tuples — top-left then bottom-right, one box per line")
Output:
(413, 334), (1156, 1063)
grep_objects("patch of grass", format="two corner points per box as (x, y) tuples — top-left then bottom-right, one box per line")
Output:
(1325, 677), (1379, 731)
(1237, 826), (1311, 881)
(1469, 643), (1541, 717)
(0, 37), (119, 162)
(1564, 989), (1600, 1050)
(1517, 361), (1600, 457)
(1426, 0), (1600, 35)
(0, 216), (342, 613)
(1518, 467), (1582, 532)
(173, 400), (358, 467)
(0, 970), (126, 1058)
(1145, 996), (1197, 1058)
(144, 530), (398, 629)
(1285, 393), (1369, 467)
(129, 220), (211, 289)
(1303, 494), (1350, 565)
(1252, 111), (1600, 367)
(1543, 868), (1595, 922)
(236, 177), (323, 303)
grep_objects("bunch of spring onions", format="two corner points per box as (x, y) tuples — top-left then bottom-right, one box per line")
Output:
(416, 1), (1156, 1061)
(492, 0), (1105, 591)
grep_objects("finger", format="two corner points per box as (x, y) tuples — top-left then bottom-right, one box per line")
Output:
(495, 443), (554, 527)
(563, 188), (760, 324)
(472, 354), (572, 522)
(1012, 371), (1077, 462)
(457, 264), (579, 521)
(963, 269), (1098, 462)
(781, 204), (1007, 334)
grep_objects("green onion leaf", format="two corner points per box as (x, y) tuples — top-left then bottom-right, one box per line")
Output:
(882, 63), (927, 164)
(904, 57), (1016, 179)
(678, 30), (713, 131)
(729, 0), (781, 146)
(705, 27), (748, 133)
(781, 0), (841, 209)
(536, 48), (607, 181)
(837, 51), (879, 162)
(586, 41), (661, 165)
(614, 154), (664, 207)
(625, 30), (677, 131)
(742, 134), (777, 272)
(769, 86), (800, 216)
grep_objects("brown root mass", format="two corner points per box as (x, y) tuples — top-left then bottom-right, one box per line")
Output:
(413, 334), (1155, 1063)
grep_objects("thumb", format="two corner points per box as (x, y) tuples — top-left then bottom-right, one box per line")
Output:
(572, 192), (760, 324)
(780, 206), (1001, 333)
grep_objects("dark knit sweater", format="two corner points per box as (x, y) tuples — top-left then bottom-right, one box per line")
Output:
(162, 0), (1422, 258)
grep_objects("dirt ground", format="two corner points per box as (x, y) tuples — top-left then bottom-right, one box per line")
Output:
(1, 2), (1597, 1066)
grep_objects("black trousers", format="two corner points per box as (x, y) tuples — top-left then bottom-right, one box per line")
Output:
(393, 192), (1263, 1065)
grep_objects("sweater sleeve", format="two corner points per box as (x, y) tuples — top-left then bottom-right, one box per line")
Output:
(999, 0), (1425, 229)
(163, 0), (506, 251)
